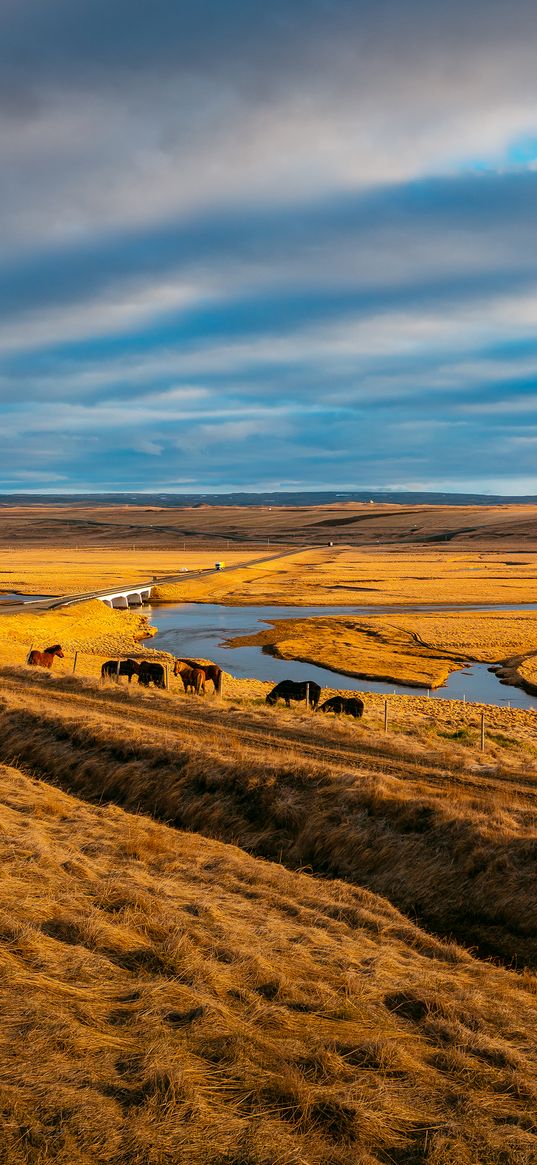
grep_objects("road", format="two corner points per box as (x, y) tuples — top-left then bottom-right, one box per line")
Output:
(0, 546), (312, 614)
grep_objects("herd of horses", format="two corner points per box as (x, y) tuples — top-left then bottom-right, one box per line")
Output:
(26, 646), (363, 717)
(100, 656), (223, 694)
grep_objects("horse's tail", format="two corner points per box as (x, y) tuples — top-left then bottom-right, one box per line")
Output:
(215, 666), (222, 694)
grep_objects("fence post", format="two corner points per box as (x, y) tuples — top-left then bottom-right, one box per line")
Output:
(384, 699), (388, 733)
(480, 711), (485, 752)
(72, 651), (78, 674)
(306, 682), (309, 710)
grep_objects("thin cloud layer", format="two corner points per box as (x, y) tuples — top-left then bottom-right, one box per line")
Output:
(2, 1), (537, 491)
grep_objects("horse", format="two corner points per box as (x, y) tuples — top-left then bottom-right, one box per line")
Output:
(183, 666), (205, 695)
(27, 644), (64, 669)
(101, 659), (141, 683)
(138, 661), (166, 688)
(318, 695), (364, 719)
(266, 680), (321, 709)
(174, 657), (222, 693)
(173, 660), (206, 694)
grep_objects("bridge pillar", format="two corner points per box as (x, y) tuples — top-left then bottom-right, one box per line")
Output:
(112, 595), (129, 609)
(140, 588), (152, 603)
(128, 592), (142, 606)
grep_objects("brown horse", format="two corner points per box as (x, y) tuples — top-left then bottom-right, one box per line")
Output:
(27, 644), (64, 669)
(174, 657), (222, 693)
(173, 660), (205, 694)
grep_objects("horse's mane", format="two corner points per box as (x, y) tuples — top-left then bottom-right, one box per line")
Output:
(44, 644), (62, 653)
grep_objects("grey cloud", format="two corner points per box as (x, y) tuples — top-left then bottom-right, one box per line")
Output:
(2, 1), (537, 491)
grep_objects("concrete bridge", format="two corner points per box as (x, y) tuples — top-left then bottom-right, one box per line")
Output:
(98, 586), (152, 610)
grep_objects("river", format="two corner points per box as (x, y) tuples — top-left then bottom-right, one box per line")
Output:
(149, 601), (537, 710)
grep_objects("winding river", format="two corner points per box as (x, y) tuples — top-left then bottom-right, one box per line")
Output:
(149, 601), (537, 710)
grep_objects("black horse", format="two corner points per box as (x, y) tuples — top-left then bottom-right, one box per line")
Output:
(101, 658), (140, 683)
(138, 661), (166, 688)
(318, 696), (364, 718)
(266, 680), (321, 709)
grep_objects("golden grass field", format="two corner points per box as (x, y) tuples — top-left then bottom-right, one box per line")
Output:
(153, 546), (537, 607)
(2, 544), (537, 608)
(1, 748), (537, 1164)
(1, 524), (537, 1161)
(0, 547), (260, 597)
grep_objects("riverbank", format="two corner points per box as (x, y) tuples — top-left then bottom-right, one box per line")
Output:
(227, 608), (537, 691)
(1, 595), (537, 762)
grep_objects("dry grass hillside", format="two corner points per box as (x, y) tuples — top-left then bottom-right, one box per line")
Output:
(1, 759), (537, 1164)
(0, 600), (156, 673)
(0, 667), (536, 969)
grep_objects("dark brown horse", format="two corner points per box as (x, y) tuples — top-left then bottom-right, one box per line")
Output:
(174, 657), (222, 693)
(173, 660), (205, 694)
(27, 644), (64, 669)
(101, 658), (141, 683)
(318, 695), (364, 718)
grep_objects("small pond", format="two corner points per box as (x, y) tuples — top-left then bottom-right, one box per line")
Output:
(149, 602), (537, 710)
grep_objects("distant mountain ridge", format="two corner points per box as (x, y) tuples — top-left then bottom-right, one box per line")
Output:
(1, 491), (537, 508)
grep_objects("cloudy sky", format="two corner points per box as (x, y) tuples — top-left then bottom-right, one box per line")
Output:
(2, 0), (537, 493)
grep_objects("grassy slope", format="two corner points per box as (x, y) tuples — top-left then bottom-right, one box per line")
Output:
(0, 669), (536, 967)
(0, 600), (154, 658)
(1, 760), (537, 1165)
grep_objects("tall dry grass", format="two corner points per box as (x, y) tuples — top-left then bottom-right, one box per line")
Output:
(0, 669), (536, 968)
(0, 759), (536, 1164)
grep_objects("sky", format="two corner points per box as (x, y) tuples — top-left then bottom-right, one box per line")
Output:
(2, 0), (537, 494)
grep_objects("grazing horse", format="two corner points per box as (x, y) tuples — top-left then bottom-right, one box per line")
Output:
(174, 657), (222, 693)
(173, 660), (205, 694)
(184, 666), (205, 694)
(266, 679), (321, 709)
(138, 661), (166, 688)
(318, 695), (364, 719)
(27, 644), (64, 669)
(101, 658), (141, 683)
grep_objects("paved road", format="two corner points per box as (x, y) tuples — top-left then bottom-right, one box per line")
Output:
(0, 546), (311, 614)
